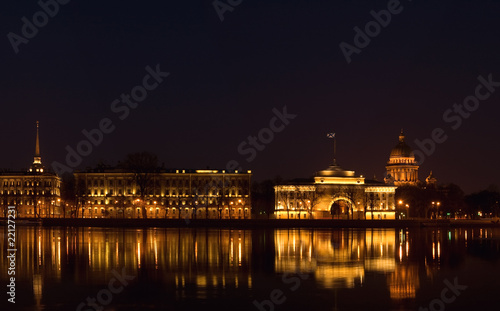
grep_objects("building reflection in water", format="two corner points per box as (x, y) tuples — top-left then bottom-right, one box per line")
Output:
(0, 226), (498, 309)
(80, 228), (253, 297)
(274, 228), (420, 300)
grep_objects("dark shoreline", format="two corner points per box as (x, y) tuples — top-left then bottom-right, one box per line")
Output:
(2, 218), (499, 228)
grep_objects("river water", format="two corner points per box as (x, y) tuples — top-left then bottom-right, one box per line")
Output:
(1, 226), (499, 310)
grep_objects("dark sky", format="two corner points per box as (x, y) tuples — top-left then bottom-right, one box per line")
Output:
(1, 0), (499, 194)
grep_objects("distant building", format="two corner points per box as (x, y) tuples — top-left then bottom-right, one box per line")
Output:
(385, 130), (419, 186)
(0, 122), (61, 217)
(74, 168), (252, 219)
(425, 171), (437, 187)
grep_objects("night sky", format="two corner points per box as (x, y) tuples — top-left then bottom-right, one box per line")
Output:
(1, 0), (499, 194)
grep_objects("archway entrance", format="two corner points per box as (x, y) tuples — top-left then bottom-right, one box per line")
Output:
(329, 197), (354, 219)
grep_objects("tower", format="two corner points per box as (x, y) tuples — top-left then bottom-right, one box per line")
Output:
(30, 121), (44, 173)
(385, 129), (419, 186)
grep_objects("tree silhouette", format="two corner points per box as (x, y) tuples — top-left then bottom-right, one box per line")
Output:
(122, 152), (158, 219)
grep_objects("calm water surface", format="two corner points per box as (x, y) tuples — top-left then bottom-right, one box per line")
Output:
(1, 226), (499, 311)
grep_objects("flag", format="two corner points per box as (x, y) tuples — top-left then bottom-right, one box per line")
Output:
(327, 133), (335, 138)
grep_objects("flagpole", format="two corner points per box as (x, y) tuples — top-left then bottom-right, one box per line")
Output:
(327, 133), (337, 165)
(333, 134), (336, 166)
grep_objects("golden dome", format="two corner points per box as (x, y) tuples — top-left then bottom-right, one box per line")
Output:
(390, 129), (414, 158)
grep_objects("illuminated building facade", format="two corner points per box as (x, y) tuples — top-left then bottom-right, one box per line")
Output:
(74, 168), (252, 219)
(385, 130), (419, 186)
(274, 164), (397, 219)
(0, 122), (61, 217)
(274, 132), (398, 219)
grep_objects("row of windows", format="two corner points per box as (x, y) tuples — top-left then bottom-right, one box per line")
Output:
(1, 190), (56, 196)
(367, 193), (394, 199)
(83, 199), (246, 205)
(1, 199), (57, 205)
(81, 177), (248, 188)
(2, 181), (56, 187)
(85, 188), (243, 196)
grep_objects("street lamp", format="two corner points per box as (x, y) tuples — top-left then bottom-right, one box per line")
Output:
(398, 200), (403, 219)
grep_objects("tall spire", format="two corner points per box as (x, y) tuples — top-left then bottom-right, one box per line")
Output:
(33, 121), (42, 165)
(35, 121), (40, 157)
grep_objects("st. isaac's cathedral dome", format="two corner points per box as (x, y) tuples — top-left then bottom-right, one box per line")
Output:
(385, 130), (419, 186)
(389, 130), (415, 158)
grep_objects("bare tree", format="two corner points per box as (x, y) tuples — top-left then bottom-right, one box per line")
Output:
(75, 178), (87, 218)
(122, 152), (158, 219)
(337, 185), (358, 220)
(307, 186), (325, 219)
(275, 186), (292, 219)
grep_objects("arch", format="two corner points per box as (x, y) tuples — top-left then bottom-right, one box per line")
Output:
(329, 196), (355, 217)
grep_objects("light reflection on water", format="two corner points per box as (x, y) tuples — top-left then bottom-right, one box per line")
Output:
(0, 226), (499, 310)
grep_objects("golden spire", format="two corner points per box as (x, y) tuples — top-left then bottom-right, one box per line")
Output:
(399, 129), (405, 142)
(35, 121), (40, 157)
(33, 121), (42, 165)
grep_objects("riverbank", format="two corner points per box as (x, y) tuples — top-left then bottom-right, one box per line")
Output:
(2, 218), (499, 228)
